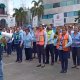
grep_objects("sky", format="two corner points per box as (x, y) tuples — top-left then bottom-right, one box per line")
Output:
(13, 0), (38, 8)
(8, 0), (38, 15)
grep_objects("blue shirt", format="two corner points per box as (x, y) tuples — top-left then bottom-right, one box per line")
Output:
(23, 33), (33, 48)
(71, 33), (80, 47)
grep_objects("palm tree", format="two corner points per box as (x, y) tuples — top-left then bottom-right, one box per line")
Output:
(13, 7), (27, 26)
(31, 0), (44, 23)
(75, 10), (80, 23)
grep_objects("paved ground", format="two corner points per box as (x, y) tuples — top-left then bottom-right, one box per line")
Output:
(3, 52), (80, 80)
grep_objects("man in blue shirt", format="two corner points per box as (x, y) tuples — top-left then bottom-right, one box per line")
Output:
(13, 27), (23, 63)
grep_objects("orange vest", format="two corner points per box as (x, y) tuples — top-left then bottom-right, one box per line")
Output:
(36, 30), (44, 45)
(56, 33), (69, 51)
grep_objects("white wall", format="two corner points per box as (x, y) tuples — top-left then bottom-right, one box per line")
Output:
(44, 4), (80, 14)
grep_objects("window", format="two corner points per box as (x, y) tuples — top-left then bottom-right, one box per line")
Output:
(75, 0), (80, 4)
(74, 11), (78, 16)
(64, 18), (66, 23)
(48, 14), (53, 19)
(66, 0), (74, 6)
(53, 3), (60, 8)
(42, 15), (48, 19)
(44, 4), (53, 9)
(67, 12), (74, 17)
(60, 1), (67, 7)
(64, 13), (67, 17)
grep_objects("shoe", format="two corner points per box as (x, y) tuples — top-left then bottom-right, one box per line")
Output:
(41, 64), (45, 68)
(60, 70), (64, 73)
(15, 60), (19, 62)
(51, 63), (54, 65)
(72, 66), (76, 68)
(76, 66), (80, 69)
(45, 62), (49, 64)
(64, 70), (67, 73)
(36, 64), (41, 67)
(18, 61), (22, 63)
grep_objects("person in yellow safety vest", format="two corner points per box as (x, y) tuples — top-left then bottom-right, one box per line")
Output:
(57, 27), (72, 73)
(45, 25), (55, 65)
(36, 25), (47, 68)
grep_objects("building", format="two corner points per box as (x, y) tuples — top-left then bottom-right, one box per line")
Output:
(42, 0), (80, 25)
(0, 0), (9, 28)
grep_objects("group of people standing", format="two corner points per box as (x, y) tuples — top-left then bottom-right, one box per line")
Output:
(0, 24), (80, 80)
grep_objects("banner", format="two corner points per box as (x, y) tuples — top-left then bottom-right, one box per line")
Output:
(32, 16), (38, 27)
(54, 13), (64, 26)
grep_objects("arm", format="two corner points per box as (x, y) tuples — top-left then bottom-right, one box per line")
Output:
(44, 31), (47, 48)
(65, 35), (72, 47)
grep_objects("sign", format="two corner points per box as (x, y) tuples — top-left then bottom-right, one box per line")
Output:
(32, 16), (38, 27)
(54, 13), (64, 26)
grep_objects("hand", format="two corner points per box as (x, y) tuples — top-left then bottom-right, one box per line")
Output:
(44, 45), (46, 49)
(20, 44), (22, 47)
(63, 46), (66, 48)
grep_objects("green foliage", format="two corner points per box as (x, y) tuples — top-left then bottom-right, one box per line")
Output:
(0, 3), (5, 8)
(31, 0), (44, 19)
(13, 7), (28, 26)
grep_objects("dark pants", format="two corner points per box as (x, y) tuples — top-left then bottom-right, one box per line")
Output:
(60, 50), (69, 71)
(37, 45), (45, 64)
(25, 48), (32, 60)
(15, 44), (23, 61)
(33, 42), (37, 58)
(7, 43), (12, 55)
(46, 44), (54, 64)
(54, 46), (59, 62)
(72, 47), (80, 66)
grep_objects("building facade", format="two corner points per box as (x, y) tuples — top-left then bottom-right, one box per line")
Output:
(0, 0), (9, 28)
(41, 0), (80, 25)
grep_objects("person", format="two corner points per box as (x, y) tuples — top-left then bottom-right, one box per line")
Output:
(45, 25), (55, 65)
(55, 27), (62, 63)
(23, 28), (33, 61)
(30, 27), (37, 58)
(13, 27), (23, 63)
(57, 27), (72, 73)
(36, 25), (47, 68)
(6, 37), (12, 56)
(71, 26), (80, 69)
(0, 28), (4, 80)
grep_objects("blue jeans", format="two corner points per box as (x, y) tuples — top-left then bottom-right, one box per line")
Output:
(0, 61), (3, 80)
(59, 50), (69, 71)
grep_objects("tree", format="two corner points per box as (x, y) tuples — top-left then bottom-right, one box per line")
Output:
(13, 7), (27, 26)
(75, 10), (80, 23)
(31, 0), (44, 23)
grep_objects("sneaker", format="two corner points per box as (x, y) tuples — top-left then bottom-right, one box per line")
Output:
(41, 64), (45, 68)
(72, 66), (76, 68)
(76, 66), (80, 69)
(36, 64), (41, 67)
(45, 62), (49, 64)
(60, 70), (64, 73)
(64, 70), (67, 73)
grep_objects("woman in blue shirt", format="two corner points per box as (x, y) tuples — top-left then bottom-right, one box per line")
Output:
(71, 26), (80, 69)
(23, 28), (33, 61)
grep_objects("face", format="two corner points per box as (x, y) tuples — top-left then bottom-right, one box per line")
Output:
(16, 28), (20, 32)
(62, 28), (67, 35)
(25, 29), (29, 34)
(39, 26), (43, 31)
(74, 27), (78, 33)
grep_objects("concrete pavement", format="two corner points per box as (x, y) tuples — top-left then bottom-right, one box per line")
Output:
(3, 53), (80, 80)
